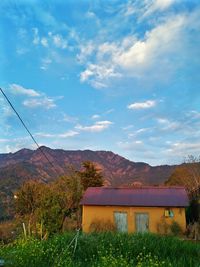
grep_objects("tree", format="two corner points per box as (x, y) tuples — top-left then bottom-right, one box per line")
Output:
(78, 161), (104, 191)
(166, 155), (200, 198)
(14, 168), (84, 235)
(166, 156), (200, 222)
(54, 167), (83, 229)
(15, 180), (44, 216)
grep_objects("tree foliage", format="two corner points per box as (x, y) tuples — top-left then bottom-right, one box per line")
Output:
(14, 161), (104, 235)
(14, 171), (82, 235)
(78, 161), (104, 191)
(166, 155), (200, 198)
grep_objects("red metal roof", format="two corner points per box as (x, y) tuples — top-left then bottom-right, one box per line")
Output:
(80, 186), (189, 207)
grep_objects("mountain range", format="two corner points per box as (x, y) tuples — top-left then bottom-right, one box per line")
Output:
(0, 146), (176, 194)
(0, 146), (177, 220)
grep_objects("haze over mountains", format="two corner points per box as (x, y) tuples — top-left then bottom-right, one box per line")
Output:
(0, 146), (176, 195)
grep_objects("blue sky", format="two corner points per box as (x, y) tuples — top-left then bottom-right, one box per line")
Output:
(0, 0), (200, 165)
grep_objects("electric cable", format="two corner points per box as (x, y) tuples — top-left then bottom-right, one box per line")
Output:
(0, 87), (60, 177)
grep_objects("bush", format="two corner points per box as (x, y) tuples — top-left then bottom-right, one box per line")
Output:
(62, 216), (77, 232)
(89, 219), (116, 233)
(157, 218), (171, 235)
(0, 220), (22, 244)
(170, 221), (182, 236)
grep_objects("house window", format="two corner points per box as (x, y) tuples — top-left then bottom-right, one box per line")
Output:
(164, 209), (174, 218)
(135, 213), (149, 233)
(114, 211), (128, 232)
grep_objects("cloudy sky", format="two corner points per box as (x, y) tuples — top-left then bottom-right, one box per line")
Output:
(0, 0), (200, 165)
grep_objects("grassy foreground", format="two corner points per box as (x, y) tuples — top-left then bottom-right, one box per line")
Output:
(0, 232), (200, 267)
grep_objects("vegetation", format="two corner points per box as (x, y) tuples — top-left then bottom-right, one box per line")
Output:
(78, 161), (104, 190)
(89, 219), (116, 233)
(170, 221), (183, 236)
(166, 155), (200, 223)
(0, 232), (200, 267)
(166, 155), (200, 198)
(12, 161), (104, 237)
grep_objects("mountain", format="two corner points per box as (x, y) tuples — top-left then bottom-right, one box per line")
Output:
(0, 146), (177, 220)
(0, 146), (176, 193)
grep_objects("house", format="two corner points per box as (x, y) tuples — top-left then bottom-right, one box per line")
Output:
(81, 186), (189, 233)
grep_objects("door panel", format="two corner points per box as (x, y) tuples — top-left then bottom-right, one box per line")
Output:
(114, 212), (128, 232)
(135, 213), (149, 233)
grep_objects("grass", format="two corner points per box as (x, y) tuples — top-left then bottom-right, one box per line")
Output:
(0, 232), (200, 267)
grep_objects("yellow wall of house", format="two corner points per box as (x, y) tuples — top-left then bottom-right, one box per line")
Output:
(82, 205), (186, 233)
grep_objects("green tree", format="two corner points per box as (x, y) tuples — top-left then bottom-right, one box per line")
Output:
(14, 168), (84, 235)
(78, 161), (104, 191)
(35, 185), (65, 234)
(15, 180), (44, 216)
(54, 167), (83, 229)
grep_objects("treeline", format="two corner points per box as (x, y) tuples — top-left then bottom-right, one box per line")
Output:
(14, 161), (104, 237)
(166, 155), (200, 223)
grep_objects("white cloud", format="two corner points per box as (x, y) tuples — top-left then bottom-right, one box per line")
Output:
(117, 140), (144, 150)
(77, 42), (95, 63)
(62, 113), (78, 123)
(156, 117), (180, 131)
(128, 100), (156, 110)
(188, 110), (200, 119)
(80, 63), (121, 88)
(0, 97), (14, 117)
(52, 34), (68, 49)
(33, 28), (40, 45)
(122, 125), (134, 130)
(166, 141), (200, 157)
(75, 120), (113, 132)
(136, 128), (150, 134)
(150, 0), (175, 12)
(59, 131), (79, 138)
(10, 84), (40, 97)
(41, 37), (48, 47)
(91, 114), (100, 120)
(123, 0), (175, 19)
(16, 47), (29, 55)
(79, 11), (190, 88)
(23, 97), (56, 109)
(40, 58), (52, 70)
(116, 14), (185, 72)
(35, 130), (79, 138)
(0, 138), (9, 143)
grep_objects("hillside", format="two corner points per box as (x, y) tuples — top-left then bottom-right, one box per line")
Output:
(0, 146), (177, 220)
(0, 146), (175, 193)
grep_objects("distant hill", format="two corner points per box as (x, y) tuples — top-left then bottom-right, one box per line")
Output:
(0, 146), (177, 220)
(0, 146), (176, 195)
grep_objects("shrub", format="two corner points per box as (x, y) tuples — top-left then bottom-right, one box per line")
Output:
(157, 218), (171, 235)
(62, 216), (77, 232)
(0, 220), (21, 244)
(89, 219), (116, 232)
(186, 221), (200, 240)
(170, 221), (182, 236)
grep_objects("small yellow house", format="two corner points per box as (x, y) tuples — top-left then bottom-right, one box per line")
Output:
(81, 186), (189, 233)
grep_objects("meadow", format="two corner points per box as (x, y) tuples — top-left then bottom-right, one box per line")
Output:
(0, 232), (200, 267)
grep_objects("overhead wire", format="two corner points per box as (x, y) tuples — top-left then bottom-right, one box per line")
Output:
(0, 87), (60, 177)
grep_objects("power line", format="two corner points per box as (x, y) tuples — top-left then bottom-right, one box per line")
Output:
(0, 87), (60, 177)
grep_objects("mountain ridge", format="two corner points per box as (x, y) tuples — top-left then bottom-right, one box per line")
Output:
(0, 146), (176, 220)
(0, 146), (176, 190)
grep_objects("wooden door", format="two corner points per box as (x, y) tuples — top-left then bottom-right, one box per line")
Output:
(135, 213), (149, 233)
(114, 212), (128, 232)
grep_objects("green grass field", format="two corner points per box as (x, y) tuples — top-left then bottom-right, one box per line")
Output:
(0, 232), (200, 267)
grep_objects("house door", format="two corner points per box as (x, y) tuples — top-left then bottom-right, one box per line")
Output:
(114, 212), (128, 232)
(135, 213), (149, 233)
